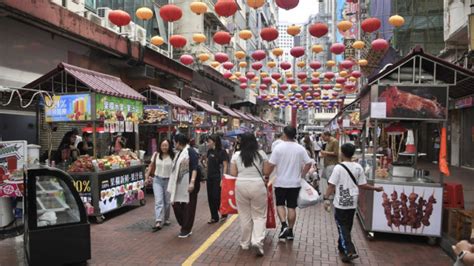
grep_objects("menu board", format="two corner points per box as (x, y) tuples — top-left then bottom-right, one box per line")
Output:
(172, 107), (192, 123)
(45, 94), (91, 122)
(0, 141), (27, 173)
(142, 105), (170, 125)
(192, 112), (206, 127)
(96, 94), (143, 123)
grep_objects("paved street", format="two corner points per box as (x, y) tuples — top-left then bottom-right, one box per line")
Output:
(0, 185), (451, 266)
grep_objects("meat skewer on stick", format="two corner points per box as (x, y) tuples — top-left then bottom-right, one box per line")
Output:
(414, 190), (426, 233)
(391, 189), (402, 231)
(407, 187), (418, 233)
(382, 191), (393, 230)
(400, 188), (409, 232)
(421, 189), (437, 234)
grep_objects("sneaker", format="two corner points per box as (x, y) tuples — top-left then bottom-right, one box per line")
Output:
(279, 227), (289, 241)
(286, 229), (294, 240)
(348, 253), (359, 260)
(164, 220), (171, 226)
(240, 244), (250, 250)
(341, 255), (351, 263)
(178, 231), (192, 238)
(252, 245), (264, 256)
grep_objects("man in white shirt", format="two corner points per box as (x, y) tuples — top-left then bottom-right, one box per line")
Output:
(271, 133), (283, 152)
(323, 143), (383, 263)
(265, 126), (313, 241)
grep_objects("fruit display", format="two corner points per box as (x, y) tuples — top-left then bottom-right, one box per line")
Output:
(68, 154), (140, 173)
(68, 155), (94, 172)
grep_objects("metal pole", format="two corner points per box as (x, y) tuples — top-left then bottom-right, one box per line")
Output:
(372, 120), (378, 180)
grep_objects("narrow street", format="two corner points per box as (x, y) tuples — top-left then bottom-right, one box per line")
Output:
(1, 186), (451, 266)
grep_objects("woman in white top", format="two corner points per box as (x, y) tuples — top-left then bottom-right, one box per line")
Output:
(145, 139), (175, 232)
(230, 133), (269, 257)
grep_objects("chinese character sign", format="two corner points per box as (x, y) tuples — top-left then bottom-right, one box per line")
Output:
(45, 94), (91, 122)
(96, 94), (143, 123)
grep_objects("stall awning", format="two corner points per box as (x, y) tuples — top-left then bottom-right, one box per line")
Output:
(232, 109), (252, 121)
(148, 86), (195, 110)
(217, 104), (240, 118)
(24, 62), (146, 101)
(245, 113), (261, 123)
(190, 97), (221, 115)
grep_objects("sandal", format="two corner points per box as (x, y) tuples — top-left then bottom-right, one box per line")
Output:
(207, 219), (219, 224)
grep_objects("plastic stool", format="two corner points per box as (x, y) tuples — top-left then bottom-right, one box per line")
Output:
(444, 182), (464, 209)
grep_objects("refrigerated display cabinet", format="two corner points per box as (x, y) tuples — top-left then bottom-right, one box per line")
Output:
(25, 167), (91, 265)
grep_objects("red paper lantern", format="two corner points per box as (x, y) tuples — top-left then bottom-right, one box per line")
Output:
(280, 84), (289, 91)
(324, 72), (335, 80)
(280, 62), (292, 70)
(260, 84), (268, 90)
(239, 76), (248, 83)
(159, 4), (182, 22)
(271, 73), (282, 80)
(322, 84), (333, 90)
(251, 62), (263, 70)
(301, 85), (310, 92)
(340, 60), (354, 69)
(287, 78), (295, 84)
(361, 17), (381, 33)
(251, 50), (266, 61)
(213, 31), (232, 45)
(344, 83), (355, 91)
(309, 61), (322, 70)
(179, 54), (194, 65)
(260, 27), (279, 42)
(371, 38), (389, 51)
(223, 72), (232, 79)
(290, 46), (305, 58)
(330, 43), (345, 54)
(351, 71), (362, 78)
(108, 10), (131, 26)
(295, 93), (302, 98)
(222, 61), (234, 70)
(336, 77), (346, 84)
(214, 52), (229, 63)
(214, 0), (238, 17)
(262, 77), (272, 84)
(276, 0), (299, 10)
(297, 72), (307, 80)
(310, 78), (320, 84)
(169, 35), (187, 48)
(309, 23), (329, 38)
(240, 83), (248, 89)
(246, 71), (256, 80)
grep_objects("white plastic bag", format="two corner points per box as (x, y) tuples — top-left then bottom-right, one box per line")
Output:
(297, 179), (320, 208)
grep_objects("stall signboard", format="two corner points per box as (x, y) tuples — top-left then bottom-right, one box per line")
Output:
(45, 94), (91, 122)
(71, 175), (92, 207)
(172, 107), (192, 123)
(455, 96), (473, 109)
(371, 183), (442, 236)
(375, 85), (448, 121)
(232, 118), (240, 129)
(192, 112), (206, 127)
(96, 94), (143, 123)
(360, 92), (370, 120)
(0, 141), (27, 173)
(142, 105), (170, 125)
(211, 115), (218, 126)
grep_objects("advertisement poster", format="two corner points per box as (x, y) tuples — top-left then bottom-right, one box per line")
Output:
(360, 92), (370, 120)
(376, 86), (448, 120)
(142, 105), (170, 124)
(371, 183), (442, 236)
(0, 141), (27, 173)
(192, 112), (206, 127)
(232, 118), (240, 129)
(45, 94), (91, 122)
(96, 94), (143, 123)
(172, 107), (192, 123)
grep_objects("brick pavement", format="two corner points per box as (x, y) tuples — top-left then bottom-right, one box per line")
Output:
(0, 184), (452, 266)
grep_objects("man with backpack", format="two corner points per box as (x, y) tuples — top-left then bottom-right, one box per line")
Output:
(323, 143), (383, 263)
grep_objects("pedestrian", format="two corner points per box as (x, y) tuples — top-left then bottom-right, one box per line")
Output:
(168, 134), (200, 238)
(319, 131), (339, 195)
(206, 134), (229, 224)
(452, 240), (474, 265)
(323, 143), (383, 263)
(145, 139), (175, 232)
(271, 132), (283, 152)
(303, 135), (315, 159)
(77, 132), (93, 156)
(230, 133), (269, 256)
(312, 133), (322, 163)
(264, 126), (313, 241)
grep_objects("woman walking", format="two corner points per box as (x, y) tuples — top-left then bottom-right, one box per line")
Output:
(145, 139), (175, 232)
(168, 134), (200, 238)
(230, 133), (269, 256)
(206, 134), (229, 224)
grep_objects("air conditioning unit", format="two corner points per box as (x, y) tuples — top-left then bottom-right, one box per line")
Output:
(122, 22), (136, 39)
(85, 11), (104, 27)
(64, 0), (85, 14)
(135, 25), (147, 46)
(97, 7), (119, 33)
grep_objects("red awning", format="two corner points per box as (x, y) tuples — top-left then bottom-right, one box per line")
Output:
(190, 97), (221, 115)
(149, 86), (195, 110)
(217, 104), (240, 118)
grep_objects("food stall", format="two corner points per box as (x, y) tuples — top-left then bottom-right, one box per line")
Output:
(140, 85), (195, 158)
(25, 63), (147, 223)
(216, 104), (241, 132)
(189, 97), (222, 139)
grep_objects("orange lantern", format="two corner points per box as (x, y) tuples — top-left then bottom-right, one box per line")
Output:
(297, 61), (306, 68)
(389, 15), (405, 27)
(285, 72), (293, 78)
(252, 77), (259, 82)
(260, 72), (269, 78)
(267, 61), (277, 68)
(337, 20), (353, 32)
(250, 83), (257, 89)
(349, 76), (357, 82)
(326, 60), (336, 67)
(198, 53), (210, 62)
(291, 84), (298, 90)
(339, 70), (348, 77)
(193, 33), (206, 43)
(234, 71), (241, 77)
(150, 36), (164, 46)
(190, 2), (208, 15)
(239, 61), (247, 68)
(239, 30), (252, 40)
(312, 72), (320, 78)
(136, 7), (153, 20)
(271, 84), (277, 89)
(211, 61), (220, 68)
(358, 59), (368, 66)
(352, 40), (365, 49)
(287, 25), (301, 36)
(247, 0), (265, 9)
(311, 44), (323, 53)
(235, 51), (246, 60)
(272, 48), (284, 57)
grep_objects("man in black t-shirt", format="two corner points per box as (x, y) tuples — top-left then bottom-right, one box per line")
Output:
(206, 134), (229, 223)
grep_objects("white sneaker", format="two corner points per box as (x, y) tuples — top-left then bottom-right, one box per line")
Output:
(178, 231), (192, 238)
(240, 244), (250, 250)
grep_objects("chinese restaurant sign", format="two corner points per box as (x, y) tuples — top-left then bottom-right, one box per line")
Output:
(45, 94), (91, 122)
(96, 94), (143, 123)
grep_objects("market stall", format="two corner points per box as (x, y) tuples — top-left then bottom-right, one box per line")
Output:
(216, 104), (241, 132)
(25, 62), (147, 223)
(189, 97), (221, 139)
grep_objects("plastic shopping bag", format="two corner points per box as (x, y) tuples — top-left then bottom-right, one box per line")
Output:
(297, 179), (320, 208)
(219, 174), (238, 215)
(266, 185), (276, 229)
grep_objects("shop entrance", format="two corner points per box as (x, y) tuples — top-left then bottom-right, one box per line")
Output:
(461, 107), (474, 168)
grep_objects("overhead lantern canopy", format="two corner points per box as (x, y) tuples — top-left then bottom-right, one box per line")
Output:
(276, 0), (299, 10)
(389, 15), (405, 27)
(309, 61), (322, 70)
(150, 36), (164, 46)
(267, 61), (277, 68)
(311, 44), (324, 53)
(337, 20), (353, 32)
(361, 17), (381, 33)
(213, 31), (232, 45)
(247, 0), (265, 9)
(272, 48), (284, 57)
(251, 50), (266, 61)
(169, 35), (187, 48)
(352, 40), (365, 49)
(214, 52), (229, 63)
(159, 4), (183, 22)
(251, 62), (263, 71)
(190, 2), (208, 15)
(260, 27), (279, 42)
(214, 0), (238, 17)
(290, 46), (305, 58)
(239, 30), (253, 40)
(136, 7), (153, 20)
(371, 38), (389, 51)
(193, 33), (206, 43)
(280, 62), (292, 70)
(235, 51), (246, 60)
(108, 10), (131, 26)
(198, 53), (210, 62)
(211, 61), (220, 68)
(309, 23), (328, 38)
(239, 61), (248, 68)
(287, 25), (301, 36)
(180, 55), (194, 65)
(222, 62), (234, 70)
(358, 59), (368, 66)
(330, 43), (345, 54)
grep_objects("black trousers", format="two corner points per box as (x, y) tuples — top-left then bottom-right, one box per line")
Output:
(172, 181), (200, 234)
(334, 208), (356, 256)
(206, 175), (222, 220)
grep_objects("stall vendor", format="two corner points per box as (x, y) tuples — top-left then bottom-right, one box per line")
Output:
(56, 131), (79, 163)
(77, 132), (93, 156)
(110, 133), (126, 155)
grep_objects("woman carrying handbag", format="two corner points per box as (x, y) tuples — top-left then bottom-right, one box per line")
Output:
(230, 133), (269, 257)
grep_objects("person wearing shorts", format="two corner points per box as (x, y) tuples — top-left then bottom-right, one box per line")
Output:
(265, 126), (313, 241)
